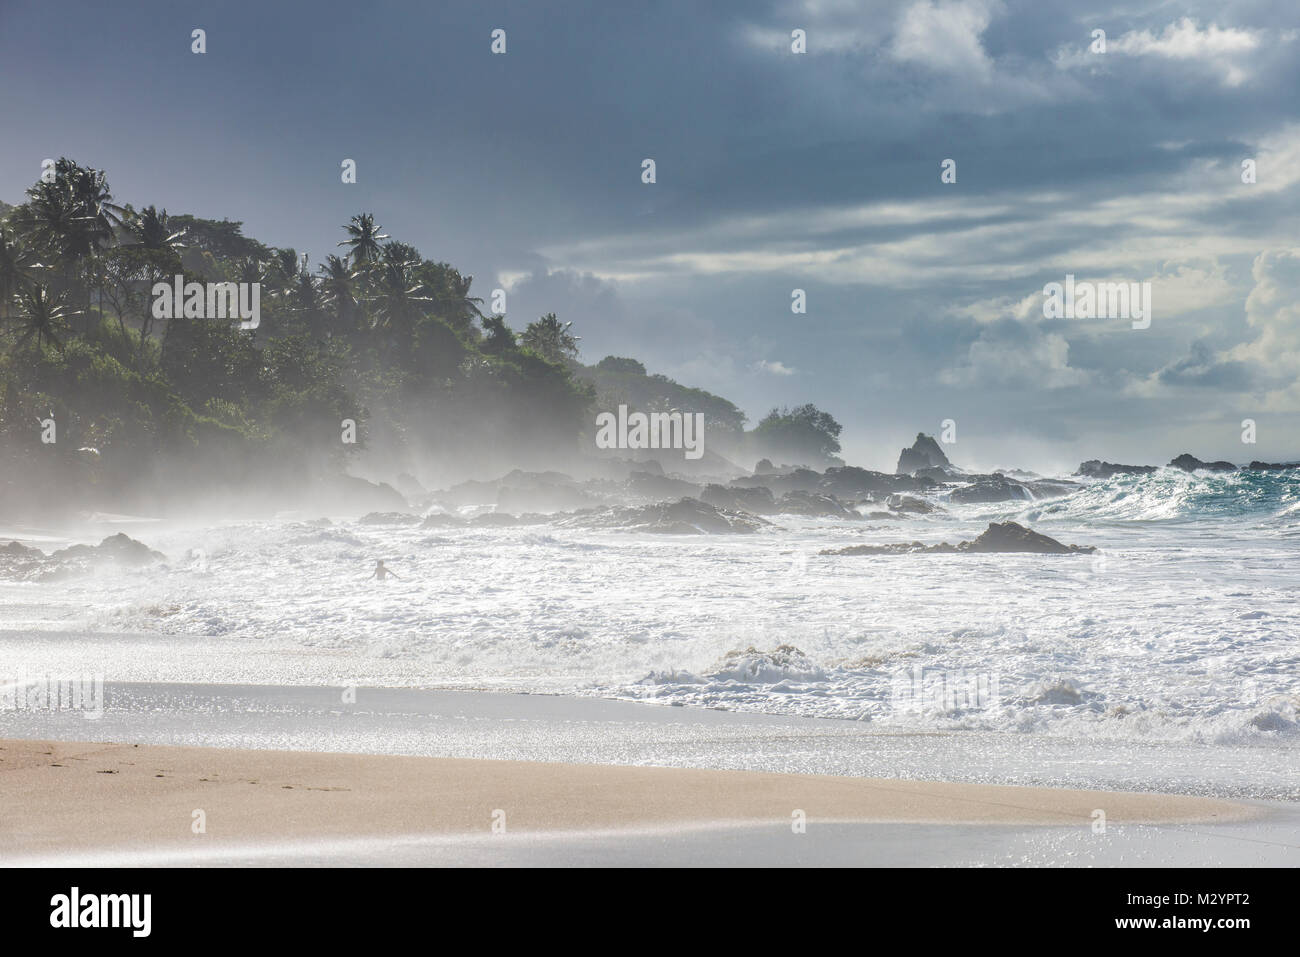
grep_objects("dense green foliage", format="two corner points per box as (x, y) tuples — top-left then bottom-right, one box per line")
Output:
(0, 160), (843, 515)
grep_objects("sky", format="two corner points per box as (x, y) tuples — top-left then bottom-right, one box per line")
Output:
(2, 0), (1298, 472)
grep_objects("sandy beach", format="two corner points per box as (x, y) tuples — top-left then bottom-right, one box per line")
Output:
(0, 737), (1264, 867)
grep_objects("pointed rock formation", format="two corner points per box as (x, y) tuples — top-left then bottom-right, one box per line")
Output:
(895, 433), (951, 475)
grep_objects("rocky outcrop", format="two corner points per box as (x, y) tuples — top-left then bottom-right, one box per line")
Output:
(886, 494), (942, 514)
(626, 471), (704, 501)
(700, 484), (777, 514)
(315, 474), (410, 515)
(555, 497), (770, 534)
(1169, 453), (1237, 473)
(773, 490), (859, 519)
(50, 533), (165, 565)
(896, 434), (951, 475)
(497, 481), (598, 514)
(731, 467), (824, 495)
(1248, 460), (1300, 470)
(1075, 460), (1158, 479)
(1023, 478), (1080, 499)
(821, 521), (1096, 556)
(947, 476), (1033, 504)
(819, 466), (936, 498)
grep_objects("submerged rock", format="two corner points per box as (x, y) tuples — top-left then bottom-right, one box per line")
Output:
(947, 476), (1032, 504)
(821, 521), (1096, 556)
(556, 497), (770, 534)
(886, 494), (942, 514)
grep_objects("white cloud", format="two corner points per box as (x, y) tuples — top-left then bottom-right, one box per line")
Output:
(942, 325), (1089, 390)
(890, 0), (1001, 80)
(1056, 17), (1275, 87)
(753, 359), (798, 376)
(1223, 247), (1300, 409)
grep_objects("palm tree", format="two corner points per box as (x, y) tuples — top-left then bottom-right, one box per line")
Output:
(14, 284), (78, 352)
(235, 255), (268, 287)
(367, 246), (431, 337)
(292, 265), (324, 328)
(337, 213), (388, 273)
(14, 161), (125, 335)
(128, 206), (187, 253)
(318, 254), (357, 330)
(71, 165), (128, 250)
(422, 263), (484, 332)
(520, 313), (580, 364)
(0, 227), (41, 323)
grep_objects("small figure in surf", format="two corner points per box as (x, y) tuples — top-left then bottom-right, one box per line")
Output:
(368, 559), (400, 581)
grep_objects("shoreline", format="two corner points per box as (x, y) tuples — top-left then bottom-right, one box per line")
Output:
(1, 738), (1264, 866)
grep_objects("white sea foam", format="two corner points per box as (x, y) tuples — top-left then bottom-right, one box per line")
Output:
(1, 470), (1297, 749)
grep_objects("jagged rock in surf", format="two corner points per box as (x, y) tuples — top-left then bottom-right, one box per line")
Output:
(821, 521), (1096, 556)
(555, 497), (770, 534)
(773, 490), (859, 519)
(50, 532), (165, 565)
(700, 483), (777, 514)
(626, 471), (704, 501)
(1075, 460), (1158, 479)
(947, 476), (1033, 504)
(886, 494), (943, 514)
(1169, 453), (1238, 473)
(895, 433), (952, 475)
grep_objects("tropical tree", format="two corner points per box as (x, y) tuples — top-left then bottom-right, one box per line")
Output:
(318, 254), (358, 331)
(520, 313), (579, 365)
(366, 245), (431, 338)
(337, 213), (388, 272)
(0, 227), (40, 322)
(14, 284), (78, 351)
(128, 206), (187, 253)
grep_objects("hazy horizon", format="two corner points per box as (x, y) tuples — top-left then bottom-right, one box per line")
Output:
(4, 0), (1298, 474)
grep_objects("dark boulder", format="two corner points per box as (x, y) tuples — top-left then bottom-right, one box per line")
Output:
(948, 476), (1032, 504)
(626, 471), (703, 501)
(1169, 453), (1237, 473)
(555, 497), (770, 534)
(50, 533), (165, 565)
(773, 490), (859, 519)
(886, 494), (943, 514)
(821, 521), (1095, 556)
(700, 484), (777, 514)
(896, 433), (951, 475)
(1075, 460), (1158, 479)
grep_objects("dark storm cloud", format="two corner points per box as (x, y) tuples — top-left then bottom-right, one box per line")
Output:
(3, 0), (1297, 467)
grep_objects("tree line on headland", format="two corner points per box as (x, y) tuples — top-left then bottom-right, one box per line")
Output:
(0, 160), (843, 519)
